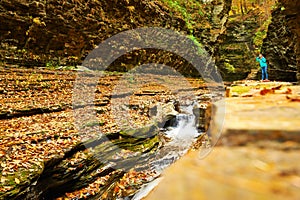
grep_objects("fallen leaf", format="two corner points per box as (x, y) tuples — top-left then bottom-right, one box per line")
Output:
(260, 87), (275, 95)
(283, 88), (292, 94)
(274, 87), (292, 94)
(241, 93), (254, 97)
(271, 85), (282, 90)
(1, 177), (8, 183)
(15, 177), (20, 184)
(286, 95), (300, 102)
(0, 150), (5, 157)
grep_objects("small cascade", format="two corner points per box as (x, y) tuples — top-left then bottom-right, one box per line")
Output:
(132, 102), (203, 199)
(152, 102), (202, 172)
(165, 113), (200, 141)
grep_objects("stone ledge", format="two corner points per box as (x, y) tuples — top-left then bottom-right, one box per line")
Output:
(146, 146), (300, 200)
(145, 84), (300, 200)
(210, 86), (300, 146)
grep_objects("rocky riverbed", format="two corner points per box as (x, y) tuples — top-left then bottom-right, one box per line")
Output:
(0, 66), (217, 199)
(146, 81), (300, 200)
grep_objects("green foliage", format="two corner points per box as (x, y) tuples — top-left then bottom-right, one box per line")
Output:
(198, 10), (204, 17)
(82, 121), (105, 128)
(253, 30), (266, 47)
(45, 60), (76, 71)
(158, 1), (208, 59)
(161, 0), (204, 33)
(187, 35), (204, 55)
(64, 66), (77, 70)
(271, 2), (280, 10)
(230, 85), (250, 94)
(163, 0), (192, 30)
(253, 17), (272, 48)
(103, 71), (124, 76)
(224, 62), (236, 73)
(46, 60), (60, 69)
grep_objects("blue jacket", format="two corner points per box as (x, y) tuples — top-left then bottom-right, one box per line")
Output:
(256, 57), (268, 68)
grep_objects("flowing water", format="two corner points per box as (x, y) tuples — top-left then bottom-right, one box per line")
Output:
(152, 103), (201, 172)
(132, 102), (203, 199)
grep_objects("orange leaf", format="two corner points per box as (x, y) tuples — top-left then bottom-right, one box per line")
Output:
(260, 88), (274, 95)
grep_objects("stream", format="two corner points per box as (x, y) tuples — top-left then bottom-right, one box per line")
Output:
(132, 102), (203, 199)
(8, 101), (206, 200)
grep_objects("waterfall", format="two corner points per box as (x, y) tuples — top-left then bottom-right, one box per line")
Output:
(132, 102), (203, 200)
(165, 113), (199, 140)
(153, 102), (202, 172)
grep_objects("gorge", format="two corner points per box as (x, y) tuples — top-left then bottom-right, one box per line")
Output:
(0, 0), (299, 199)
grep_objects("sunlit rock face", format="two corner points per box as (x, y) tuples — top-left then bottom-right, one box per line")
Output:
(0, 0), (232, 75)
(213, 0), (299, 82)
(215, 8), (263, 81)
(1, 0), (298, 82)
(262, 0), (300, 82)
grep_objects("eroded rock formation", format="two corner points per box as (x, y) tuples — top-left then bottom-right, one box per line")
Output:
(282, 0), (300, 81)
(215, 8), (264, 81)
(261, 1), (299, 82)
(215, 0), (299, 82)
(0, 0), (231, 76)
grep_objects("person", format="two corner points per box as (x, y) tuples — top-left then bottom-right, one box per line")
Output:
(256, 53), (269, 81)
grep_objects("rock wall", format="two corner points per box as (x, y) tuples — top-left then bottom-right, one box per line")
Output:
(215, 0), (299, 82)
(1, 1), (298, 81)
(215, 8), (263, 81)
(0, 0), (232, 75)
(279, 0), (300, 83)
(0, 0), (184, 66)
(261, 2), (299, 82)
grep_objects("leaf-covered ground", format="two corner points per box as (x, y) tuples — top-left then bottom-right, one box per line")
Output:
(0, 66), (209, 199)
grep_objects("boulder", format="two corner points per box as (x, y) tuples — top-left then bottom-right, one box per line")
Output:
(193, 103), (211, 132)
(150, 101), (180, 128)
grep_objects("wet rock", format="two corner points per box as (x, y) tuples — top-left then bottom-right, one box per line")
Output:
(280, 0), (300, 76)
(151, 101), (180, 128)
(1, 128), (161, 200)
(197, 94), (212, 101)
(193, 103), (211, 132)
